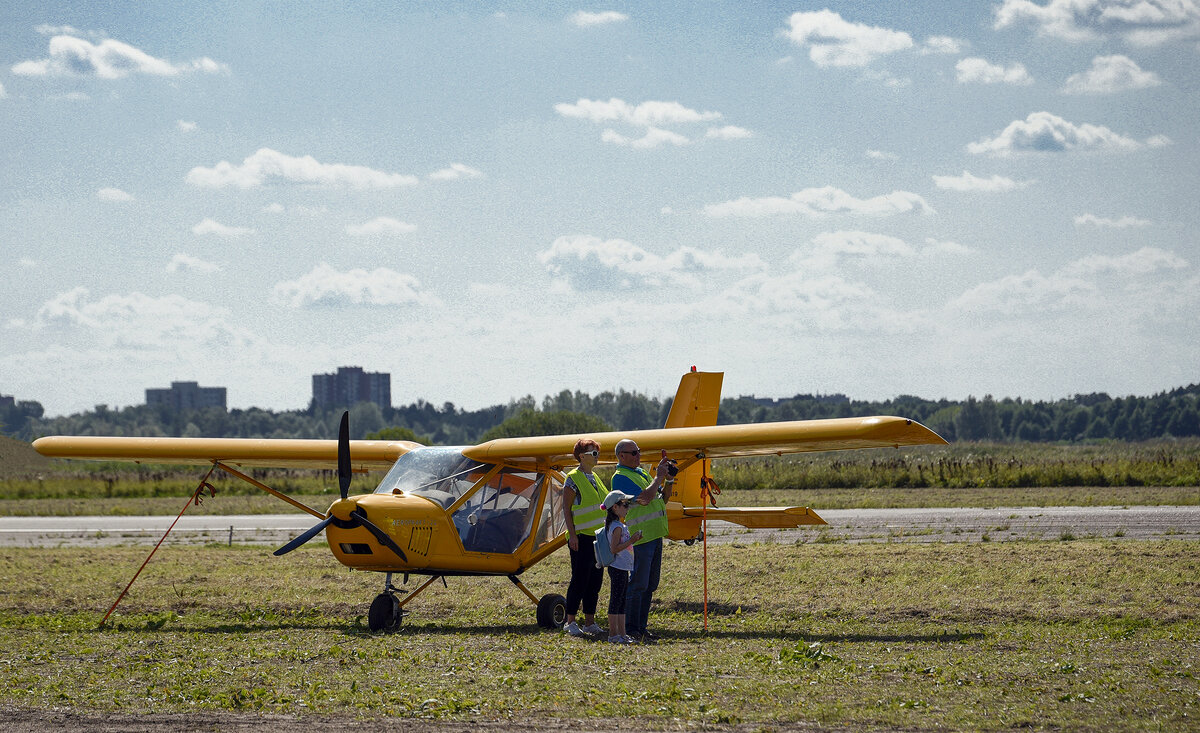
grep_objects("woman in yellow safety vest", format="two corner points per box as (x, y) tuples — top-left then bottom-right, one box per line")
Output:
(560, 438), (608, 636)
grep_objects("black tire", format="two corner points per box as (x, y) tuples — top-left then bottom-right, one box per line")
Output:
(535, 593), (566, 630)
(368, 593), (400, 632)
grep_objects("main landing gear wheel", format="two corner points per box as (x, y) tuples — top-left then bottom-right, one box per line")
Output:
(368, 592), (401, 632)
(536, 593), (566, 629)
(684, 531), (705, 546)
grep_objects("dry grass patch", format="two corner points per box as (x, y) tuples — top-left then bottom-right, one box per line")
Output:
(1, 540), (1196, 730)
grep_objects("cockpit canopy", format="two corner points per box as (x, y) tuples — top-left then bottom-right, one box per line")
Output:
(373, 446), (484, 508)
(372, 446), (567, 555)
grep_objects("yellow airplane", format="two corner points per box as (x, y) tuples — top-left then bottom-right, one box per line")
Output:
(33, 370), (946, 631)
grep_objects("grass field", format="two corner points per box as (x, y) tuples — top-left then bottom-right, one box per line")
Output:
(1, 541), (1196, 730)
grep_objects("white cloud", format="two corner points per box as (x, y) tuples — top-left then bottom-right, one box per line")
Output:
(1061, 246), (1185, 276)
(18, 258), (37, 268)
(23, 287), (250, 348)
(192, 218), (254, 237)
(428, 163), (483, 180)
(784, 10), (914, 68)
(346, 216), (417, 236)
(705, 270), (884, 331)
(556, 98), (742, 149)
(177, 120), (197, 132)
(802, 230), (916, 263)
(166, 253), (220, 273)
(950, 245), (1188, 317)
(921, 36), (965, 54)
(272, 263), (438, 308)
(601, 126), (690, 148)
(994, 0), (1200, 45)
(1062, 54), (1163, 93)
(790, 231), (972, 271)
(967, 111), (1151, 155)
(186, 148), (419, 189)
(1073, 213), (1153, 228)
(0, 82), (6, 99)
(538, 235), (762, 291)
(956, 57), (1033, 85)
(555, 98), (721, 126)
(35, 24), (84, 36)
(703, 186), (933, 218)
(933, 170), (1033, 192)
(924, 238), (975, 256)
(705, 125), (752, 140)
(12, 33), (228, 79)
(865, 149), (899, 161)
(261, 202), (329, 216)
(96, 187), (134, 202)
(950, 270), (1096, 315)
(568, 10), (629, 27)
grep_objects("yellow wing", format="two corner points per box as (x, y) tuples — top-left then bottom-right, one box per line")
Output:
(463, 416), (946, 468)
(31, 436), (420, 472)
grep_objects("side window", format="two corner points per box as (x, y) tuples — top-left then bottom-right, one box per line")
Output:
(533, 473), (566, 550)
(452, 469), (540, 554)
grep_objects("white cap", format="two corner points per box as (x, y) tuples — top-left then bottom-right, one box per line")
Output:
(601, 489), (633, 510)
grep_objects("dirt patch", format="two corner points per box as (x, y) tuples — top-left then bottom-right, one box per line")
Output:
(0, 436), (52, 478)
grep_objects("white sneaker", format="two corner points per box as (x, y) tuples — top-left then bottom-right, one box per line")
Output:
(581, 623), (604, 635)
(564, 621), (585, 637)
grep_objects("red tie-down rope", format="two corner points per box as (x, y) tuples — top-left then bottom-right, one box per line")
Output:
(99, 464), (218, 629)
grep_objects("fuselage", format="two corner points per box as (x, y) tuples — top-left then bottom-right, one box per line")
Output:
(325, 447), (567, 575)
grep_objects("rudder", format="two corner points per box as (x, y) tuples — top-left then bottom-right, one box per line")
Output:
(663, 369), (723, 541)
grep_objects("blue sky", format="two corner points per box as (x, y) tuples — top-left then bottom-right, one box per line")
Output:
(2, 1), (1198, 417)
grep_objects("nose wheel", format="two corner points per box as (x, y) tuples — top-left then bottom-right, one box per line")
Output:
(368, 592), (401, 632)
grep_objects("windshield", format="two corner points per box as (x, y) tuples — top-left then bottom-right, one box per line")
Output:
(373, 447), (487, 509)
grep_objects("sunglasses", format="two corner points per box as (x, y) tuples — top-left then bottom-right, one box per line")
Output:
(620, 449), (641, 456)
(582, 450), (599, 457)
(616, 500), (630, 507)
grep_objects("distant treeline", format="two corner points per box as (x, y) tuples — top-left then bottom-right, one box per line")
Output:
(4, 383), (1199, 444)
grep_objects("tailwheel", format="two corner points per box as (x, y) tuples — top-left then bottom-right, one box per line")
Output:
(536, 593), (566, 630)
(368, 592), (401, 632)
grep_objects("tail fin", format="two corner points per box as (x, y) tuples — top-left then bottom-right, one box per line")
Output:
(663, 369), (722, 541)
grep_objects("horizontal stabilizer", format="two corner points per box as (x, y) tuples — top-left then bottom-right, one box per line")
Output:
(674, 504), (827, 528)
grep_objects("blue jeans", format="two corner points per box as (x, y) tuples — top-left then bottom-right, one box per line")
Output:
(625, 538), (662, 637)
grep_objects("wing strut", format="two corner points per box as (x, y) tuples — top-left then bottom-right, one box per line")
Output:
(99, 465), (219, 629)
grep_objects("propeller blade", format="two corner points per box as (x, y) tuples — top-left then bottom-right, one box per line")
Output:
(352, 508), (409, 562)
(273, 515), (334, 556)
(337, 411), (351, 500)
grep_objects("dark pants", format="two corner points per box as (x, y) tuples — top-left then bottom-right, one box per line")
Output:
(607, 567), (629, 615)
(625, 538), (662, 637)
(565, 533), (604, 617)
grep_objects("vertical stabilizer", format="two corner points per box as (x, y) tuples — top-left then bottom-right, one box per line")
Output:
(663, 369), (722, 541)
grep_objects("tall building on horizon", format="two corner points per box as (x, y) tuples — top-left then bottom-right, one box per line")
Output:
(311, 366), (391, 411)
(145, 381), (227, 412)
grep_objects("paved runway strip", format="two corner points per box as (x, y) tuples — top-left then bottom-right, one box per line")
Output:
(0, 505), (1196, 547)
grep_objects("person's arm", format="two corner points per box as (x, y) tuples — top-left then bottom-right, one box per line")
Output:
(562, 478), (579, 551)
(612, 525), (640, 553)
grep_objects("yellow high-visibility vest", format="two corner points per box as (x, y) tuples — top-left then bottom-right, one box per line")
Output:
(565, 468), (607, 538)
(614, 465), (668, 544)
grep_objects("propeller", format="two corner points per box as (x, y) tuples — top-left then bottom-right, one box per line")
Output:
(274, 411), (407, 561)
